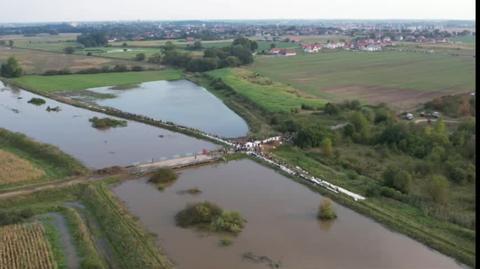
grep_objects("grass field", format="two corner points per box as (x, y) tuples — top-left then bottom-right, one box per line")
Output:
(0, 150), (45, 184)
(0, 47), (159, 74)
(13, 69), (182, 92)
(251, 50), (475, 110)
(0, 222), (56, 269)
(207, 68), (326, 113)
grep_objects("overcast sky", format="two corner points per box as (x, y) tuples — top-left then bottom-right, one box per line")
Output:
(0, 0), (475, 23)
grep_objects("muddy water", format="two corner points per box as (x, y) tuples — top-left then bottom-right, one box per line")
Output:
(84, 80), (249, 138)
(112, 159), (464, 269)
(0, 83), (217, 169)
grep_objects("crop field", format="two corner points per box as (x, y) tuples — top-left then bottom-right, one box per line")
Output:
(0, 128), (87, 190)
(13, 69), (183, 92)
(0, 47), (159, 74)
(0, 150), (45, 184)
(250, 50), (475, 110)
(207, 68), (326, 112)
(0, 222), (56, 269)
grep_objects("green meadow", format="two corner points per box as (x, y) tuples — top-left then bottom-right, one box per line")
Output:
(13, 69), (183, 92)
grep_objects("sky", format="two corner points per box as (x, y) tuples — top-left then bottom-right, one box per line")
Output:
(0, 0), (475, 23)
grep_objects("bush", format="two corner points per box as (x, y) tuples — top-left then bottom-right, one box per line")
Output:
(383, 166), (412, 194)
(425, 175), (449, 204)
(88, 117), (127, 129)
(0, 209), (34, 226)
(134, 53), (146, 61)
(175, 201), (246, 234)
(27, 97), (46, 105)
(317, 198), (337, 220)
(148, 168), (178, 190)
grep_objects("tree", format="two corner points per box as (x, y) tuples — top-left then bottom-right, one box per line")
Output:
(186, 57), (218, 72)
(63, 46), (75, 54)
(425, 175), (449, 204)
(383, 166), (413, 194)
(8, 40), (14, 47)
(162, 41), (176, 51)
(270, 43), (276, 49)
(192, 40), (203, 50)
(317, 198), (337, 220)
(232, 37), (257, 51)
(134, 53), (146, 61)
(224, 56), (241, 67)
(321, 138), (333, 157)
(0, 57), (23, 78)
(230, 45), (253, 64)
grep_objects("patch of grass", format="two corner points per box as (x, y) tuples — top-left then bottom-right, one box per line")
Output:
(89, 117), (127, 129)
(81, 183), (173, 269)
(109, 84), (139, 90)
(41, 217), (67, 269)
(12, 69), (183, 92)
(148, 168), (178, 190)
(206, 68), (326, 113)
(60, 207), (107, 269)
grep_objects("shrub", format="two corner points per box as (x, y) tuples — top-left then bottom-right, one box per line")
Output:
(317, 198), (337, 220)
(88, 117), (127, 129)
(27, 97), (46, 105)
(148, 168), (178, 190)
(425, 175), (449, 204)
(175, 201), (246, 234)
(0, 209), (34, 226)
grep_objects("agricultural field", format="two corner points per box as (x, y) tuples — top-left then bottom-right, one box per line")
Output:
(207, 68), (327, 113)
(0, 222), (56, 269)
(0, 150), (45, 184)
(0, 47), (159, 74)
(283, 34), (352, 43)
(0, 33), (79, 52)
(0, 128), (87, 190)
(13, 69), (182, 93)
(250, 50), (475, 110)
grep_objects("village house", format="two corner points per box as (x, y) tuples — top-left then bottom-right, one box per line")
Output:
(303, 44), (322, 53)
(324, 41), (345, 49)
(269, 48), (297, 56)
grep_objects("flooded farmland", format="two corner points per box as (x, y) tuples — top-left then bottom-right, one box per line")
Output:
(112, 159), (464, 269)
(0, 82), (218, 169)
(84, 80), (249, 138)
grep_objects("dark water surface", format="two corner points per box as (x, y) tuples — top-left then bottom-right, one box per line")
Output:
(0, 82), (217, 169)
(86, 80), (249, 138)
(112, 159), (465, 269)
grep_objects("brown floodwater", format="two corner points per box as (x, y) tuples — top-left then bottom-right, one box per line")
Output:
(112, 159), (466, 269)
(0, 82), (217, 169)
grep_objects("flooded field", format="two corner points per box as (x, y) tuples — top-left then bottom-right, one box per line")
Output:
(112, 159), (464, 269)
(0, 82), (217, 169)
(84, 80), (249, 138)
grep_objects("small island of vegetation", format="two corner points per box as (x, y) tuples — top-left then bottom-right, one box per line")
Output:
(317, 198), (337, 220)
(175, 201), (246, 235)
(27, 97), (46, 105)
(148, 167), (178, 190)
(89, 117), (127, 129)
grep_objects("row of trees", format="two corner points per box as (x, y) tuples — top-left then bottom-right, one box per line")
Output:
(76, 32), (108, 47)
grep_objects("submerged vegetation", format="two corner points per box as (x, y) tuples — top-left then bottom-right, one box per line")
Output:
(27, 97), (46, 105)
(175, 201), (246, 235)
(89, 117), (127, 129)
(148, 168), (178, 190)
